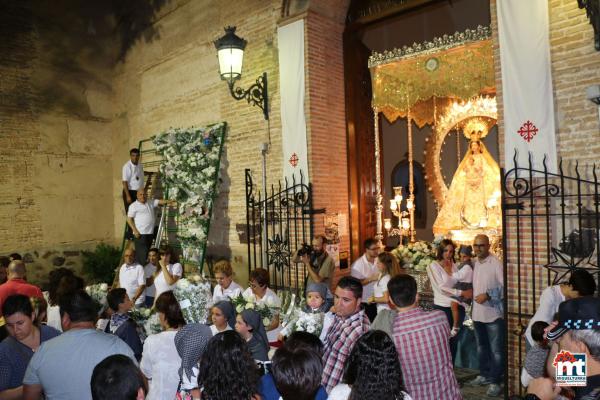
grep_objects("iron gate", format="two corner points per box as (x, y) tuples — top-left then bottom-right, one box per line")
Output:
(501, 153), (600, 396)
(245, 169), (315, 293)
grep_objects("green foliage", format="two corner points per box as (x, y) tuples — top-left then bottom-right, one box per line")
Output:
(82, 243), (121, 284)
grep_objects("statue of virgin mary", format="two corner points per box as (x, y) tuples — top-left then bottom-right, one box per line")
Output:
(433, 118), (501, 236)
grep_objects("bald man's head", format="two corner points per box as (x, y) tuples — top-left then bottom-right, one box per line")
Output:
(8, 260), (26, 279)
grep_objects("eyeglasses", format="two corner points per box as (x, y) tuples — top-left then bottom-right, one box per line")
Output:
(473, 244), (488, 248)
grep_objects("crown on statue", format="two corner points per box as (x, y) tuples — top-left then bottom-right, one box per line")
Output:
(462, 117), (489, 140)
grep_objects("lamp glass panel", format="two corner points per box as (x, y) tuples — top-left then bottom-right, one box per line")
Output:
(218, 47), (244, 80)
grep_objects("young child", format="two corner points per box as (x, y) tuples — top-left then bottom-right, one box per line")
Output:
(235, 309), (270, 361)
(442, 245), (474, 337)
(105, 288), (143, 360)
(368, 252), (403, 314)
(210, 300), (235, 336)
(278, 283), (333, 342)
(521, 321), (550, 387)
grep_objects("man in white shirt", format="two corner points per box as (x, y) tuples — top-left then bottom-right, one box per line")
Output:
(350, 238), (380, 322)
(119, 248), (146, 307)
(122, 148), (144, 240)
(127, 190), (175, 266)
(143, 247), (159, 307)
(466, 234), (504, 397)
(523, 268), (595, 348)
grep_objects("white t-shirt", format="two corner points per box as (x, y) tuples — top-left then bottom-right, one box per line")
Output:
(127, 199), (159, 235)
(210, 324), (233, 336)
(351, 254), (378, 300)
(472, 254), (504, 323)
(524, 285), (565, 346)
(213, 281), (243, 302)
(140, 330), (181, 400)
(144, 263), (157, 298)
(329, 383), (413, 400)
(242, 287), (282, 342)
(373, 274), (391, 312)
(154, 263), (183, 298)
(122, 160), (144, 191)
(119, 263), (146, 306)
(427, 260), (459, 308)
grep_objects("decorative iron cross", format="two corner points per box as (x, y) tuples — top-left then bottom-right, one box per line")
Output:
(289, 152), (299, 167)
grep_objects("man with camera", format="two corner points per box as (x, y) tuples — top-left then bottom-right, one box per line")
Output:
(295, 235), (335, 305)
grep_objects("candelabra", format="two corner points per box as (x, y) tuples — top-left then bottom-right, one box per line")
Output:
(384, 186), (414, 244)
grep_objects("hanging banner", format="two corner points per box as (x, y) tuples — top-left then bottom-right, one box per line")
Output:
(497, 0), (557, 171)
(278, 19), (309, 181)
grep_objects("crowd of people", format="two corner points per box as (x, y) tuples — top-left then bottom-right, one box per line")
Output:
(0, 230), (599, 400)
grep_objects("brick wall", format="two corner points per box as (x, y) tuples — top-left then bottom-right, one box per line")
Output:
(491, 0), (600, 395)
(0, 1), (118, 285)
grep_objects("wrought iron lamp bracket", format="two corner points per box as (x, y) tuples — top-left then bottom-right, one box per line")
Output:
(227, 72), (269, 120)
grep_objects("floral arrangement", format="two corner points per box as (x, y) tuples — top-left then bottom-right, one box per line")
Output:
(172, 277), (213, 324)
(153, 123), (226, 268)
(231, 293), (278, 328)
(85, 283), (109, 312)
(143, 312), (163, 336)
(390, 240), (436, 272)
(294, 311), (324, 335)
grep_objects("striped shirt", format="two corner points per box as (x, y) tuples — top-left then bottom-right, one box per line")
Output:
(392, 307), (462, 400)
(321, 310), (370, 393)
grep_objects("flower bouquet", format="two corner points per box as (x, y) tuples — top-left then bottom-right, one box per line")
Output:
(390, 240), (436, 272)
(143, 312), (163, 336)
(294, 312), (324, 335)
(231, 293), (278, 328)
(172, 277), (213, 324)
(85, 283), (109, 313)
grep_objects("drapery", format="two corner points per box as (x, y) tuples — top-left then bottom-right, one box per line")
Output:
(278, 19), (309, 181)
(497, 0), (557, 171)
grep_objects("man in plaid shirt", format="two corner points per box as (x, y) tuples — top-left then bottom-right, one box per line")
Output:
(321, 276), (370, 392)
(389, 274), (462, 400)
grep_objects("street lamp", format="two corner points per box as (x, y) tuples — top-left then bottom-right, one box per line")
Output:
(214, 26), (269, 120)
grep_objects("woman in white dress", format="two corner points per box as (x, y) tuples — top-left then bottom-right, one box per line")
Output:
(152, 247), (182, 301)
(140, 291), (185, 400)
(241, 268), (281, 342)
(368, 252), (404, 314)
(212, 260), (242, 302)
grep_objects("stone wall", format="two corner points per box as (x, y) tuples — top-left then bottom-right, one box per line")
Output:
(0, 1), (119, 285)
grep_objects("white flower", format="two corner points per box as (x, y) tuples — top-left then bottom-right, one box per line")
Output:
(236, 305), (244, 313)
(99, 283), (108, 291)
(245, 302), (255, 310)
(262, 317), (271, 326)
(177, 279), (191, 289)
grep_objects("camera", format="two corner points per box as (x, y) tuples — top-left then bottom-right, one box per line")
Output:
(297, 242), (314, 257)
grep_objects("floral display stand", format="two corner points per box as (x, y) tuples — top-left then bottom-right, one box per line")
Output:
(153, 122), (227, 273)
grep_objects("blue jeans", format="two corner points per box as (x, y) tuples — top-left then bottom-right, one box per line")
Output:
(473, 319), (505, 384)
(433, 304), (465, 363)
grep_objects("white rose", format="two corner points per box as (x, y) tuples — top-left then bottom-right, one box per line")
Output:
(236, 305), (244, 313)
(99, 283), (108, 291)
(262, 317), (271, 326)
(245, 302), (255, 310)
(307, 325), (315, 333)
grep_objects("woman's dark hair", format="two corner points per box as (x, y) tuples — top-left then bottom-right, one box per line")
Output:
(436, 239), (456, 261)
(343, 330), (406, 400)
(198, 331), (259, 400)
(154, 291), (186, 328)
(2, 294), (33, 318)
(48, 268), (75, 306)
(159, 246), (173, 258)
(249, 268), (269, 288)
(91, 354), (147, 400)
(284, 331), (324, 358)
(272, 347), (323, 400)
(107, 288), (127, 312)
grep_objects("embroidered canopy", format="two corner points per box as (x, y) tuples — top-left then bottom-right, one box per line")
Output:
(369, 26), (495, 125)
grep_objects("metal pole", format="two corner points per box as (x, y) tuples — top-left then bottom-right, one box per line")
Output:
(261, 143), (269, 267)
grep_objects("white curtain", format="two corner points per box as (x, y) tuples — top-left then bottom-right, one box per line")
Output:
(277, 19), (309, 182)
(497, 0), (558, 171)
